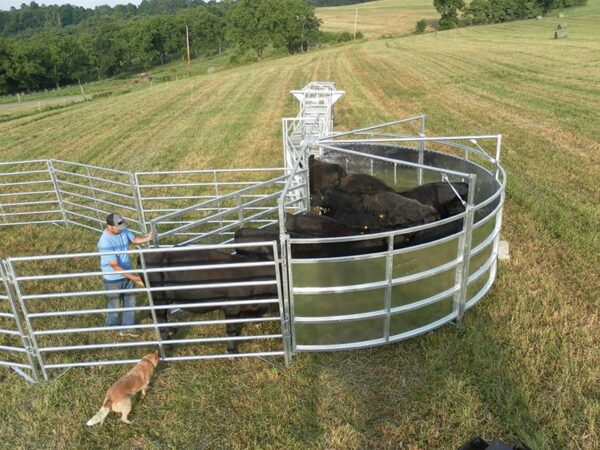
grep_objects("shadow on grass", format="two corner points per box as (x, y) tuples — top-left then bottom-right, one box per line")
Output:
(301, 294), (551, 449)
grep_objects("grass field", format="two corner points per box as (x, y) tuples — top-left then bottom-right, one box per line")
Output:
(317, 0), (439, 38)
(0, 0), (599, 448)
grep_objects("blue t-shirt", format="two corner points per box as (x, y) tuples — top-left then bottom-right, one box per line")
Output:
(97, 228), (135, 280)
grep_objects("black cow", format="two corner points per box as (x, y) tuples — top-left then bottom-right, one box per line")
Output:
(312, 188), (440, 230)
(285, 211), (363, 237)
(402, 219), (464, 247)
(234, 218), (387, 259)
(338, 173), (396, 195)
(140, 249), (278, 353)
(399, 182), (469, 219)
(364, 191), (440, 228)
(234, 226), (281, 260)
(308, 155), (347, 195)
(325, 208), (388, 234)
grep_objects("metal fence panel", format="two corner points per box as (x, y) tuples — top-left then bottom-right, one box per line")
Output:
(148, 171), (305, 247)
(7, 244), (287, 381)
(50, 160), (144, 234)
(0, 260), (39, 382)
(0, 160), (63, 227)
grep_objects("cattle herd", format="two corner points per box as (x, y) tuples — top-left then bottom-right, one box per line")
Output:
(236, 154), (469, 257)
(142, 156), (470, 352)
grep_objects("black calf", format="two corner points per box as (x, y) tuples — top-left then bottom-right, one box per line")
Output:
(140, 249), (278, 353)
(308, 155), (347, 195)
(399, 182), (468, 219)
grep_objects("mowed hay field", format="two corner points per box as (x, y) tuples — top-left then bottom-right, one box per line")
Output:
(317, 0), (438, 38)
(1, 1), (599, 448)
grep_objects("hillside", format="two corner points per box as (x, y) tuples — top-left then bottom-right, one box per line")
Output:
(317, 0), (439, 37)
(0, 1), (598, 448)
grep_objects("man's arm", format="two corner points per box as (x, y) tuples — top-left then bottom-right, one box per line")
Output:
(131, 231), (154, 245)
(108, 260), (144, 287)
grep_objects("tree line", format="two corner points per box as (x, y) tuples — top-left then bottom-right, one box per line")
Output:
(0, 1), (214, 37)
(433, 0), (587, 29)
(310, 0), (375, 6)
(0, 0), (373, 37)
(0, 0), (331, 95)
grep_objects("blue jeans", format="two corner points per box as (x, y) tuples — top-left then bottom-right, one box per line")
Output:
(103, 278), (136, 330)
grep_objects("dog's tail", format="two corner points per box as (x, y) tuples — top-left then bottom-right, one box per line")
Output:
(86, 399), (112, 426)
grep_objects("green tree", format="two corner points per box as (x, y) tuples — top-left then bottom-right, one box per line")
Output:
(433, 0), (465, 29)
(282, 0), (321, 53)
(226, 0), (319, 59)
(82, 16), (126, 78)
(226, 0), (272, 59)
(0, 38), (12, 93)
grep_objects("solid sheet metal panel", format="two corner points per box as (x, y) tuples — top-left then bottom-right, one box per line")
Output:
(392, 236), (459, 278)
(467, 267), (492, 301)
(291, 255), (387, 288)
(389, 296), (454, 337)
(469, 243), (494, 277)
(391, 267), (456, 309)
(294, 315), (385, 346)
(294, 289), (385, 317)
(471, 215), (496, 249)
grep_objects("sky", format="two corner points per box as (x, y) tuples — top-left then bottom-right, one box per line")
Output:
(0, 1), (142, 10)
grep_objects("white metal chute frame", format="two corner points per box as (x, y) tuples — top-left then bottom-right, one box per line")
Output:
(286, 82), (345, 164)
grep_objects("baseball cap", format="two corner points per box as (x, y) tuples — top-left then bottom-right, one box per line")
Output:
(106, 213), (126, 230)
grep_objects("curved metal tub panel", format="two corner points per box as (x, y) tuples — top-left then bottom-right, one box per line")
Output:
(290, 145), (505, 351)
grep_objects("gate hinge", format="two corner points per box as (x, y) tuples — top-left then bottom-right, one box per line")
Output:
(23, 336), (38, 357)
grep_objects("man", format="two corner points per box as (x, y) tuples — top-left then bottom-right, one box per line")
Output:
(98, 213), (154, 337)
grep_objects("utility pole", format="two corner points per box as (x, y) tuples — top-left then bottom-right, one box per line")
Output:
(78, 80), (88, 101)
(354, 8), (358, 40)
(186, 25), (192, 76)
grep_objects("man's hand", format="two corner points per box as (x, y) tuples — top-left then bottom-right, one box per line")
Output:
(132, 232), (154, 245)
(133, 275), (145, 287)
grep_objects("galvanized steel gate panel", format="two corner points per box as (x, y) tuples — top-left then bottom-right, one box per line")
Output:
(1, 244), (289, 382)
(0, 261), (39, 382)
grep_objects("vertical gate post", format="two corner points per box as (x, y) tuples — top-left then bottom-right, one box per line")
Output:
(383, 233), (394, 342)
(212, 170), (225, 239)
(493, 135), (503, 182)
(131, 173), (148, 234)
(85, 166), (103, 227)
(417, 133), (425, 186)
(137, 249), (165, 359)
(303, 164), (310, 213)
(130, 173), (148, 235)
(277, 199), (293, 365)
(0, 260), (40, 383)
(0, 192), (7, 223)
(417, 115), (426, 186)
(47, 160), (68, 227)
(236, 194), (244, 224)
(490, 190), (505, 284)
(149, 220), (160, 247)
(282, 119), (289, 169)
(272, 237), (291, 366)
(453, 173), (477, 326)
(4, 259), (48, 381)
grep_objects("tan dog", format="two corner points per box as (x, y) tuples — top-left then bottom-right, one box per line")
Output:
(86, 351), (159, 426)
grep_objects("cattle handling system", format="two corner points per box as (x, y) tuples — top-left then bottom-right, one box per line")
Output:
(0, 82), (506, 383)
